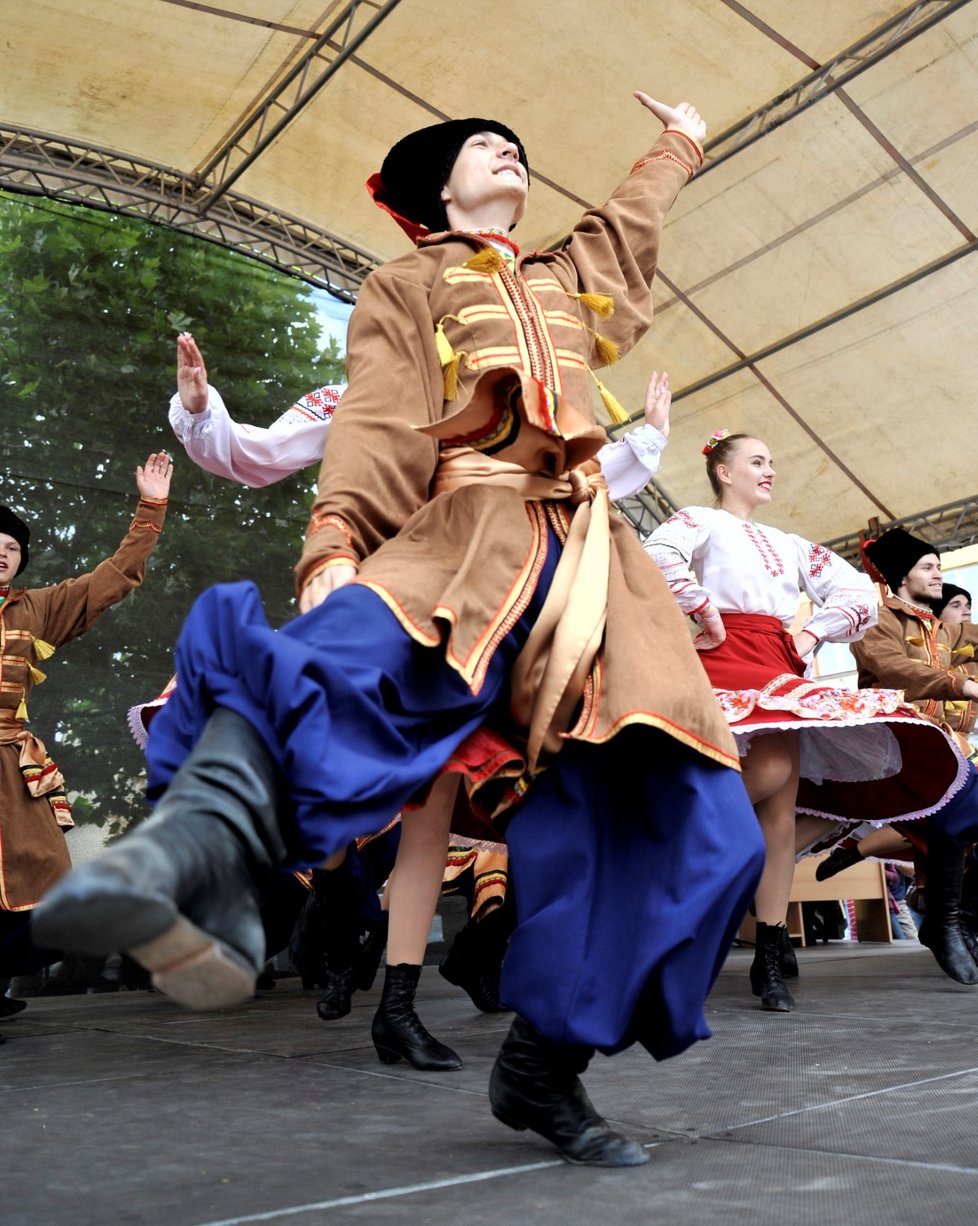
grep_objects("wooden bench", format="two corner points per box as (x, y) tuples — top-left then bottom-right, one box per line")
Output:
(739, 854), (893, 946)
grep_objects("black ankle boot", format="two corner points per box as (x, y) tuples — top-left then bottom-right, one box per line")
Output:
(489, 1015), (648, 1166)
(815, 845), (864, 881)
(317, 966), (357, 1020)
(33, 708), (288, 1010)
(0, 995), (27, 1019)
(297, 862), (363, 1019)
(371, 963), (462, 1070)
(918, 829), (978, 985)
(750, 922), (795, 1011)
(439, 903), (514, 1013)
(777, 925), (799, 979)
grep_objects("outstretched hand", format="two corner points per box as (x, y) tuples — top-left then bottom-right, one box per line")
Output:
(176, 331), (208, 415)
(136, 451), (173, 500)
(633, 93), (706, 144)
(643, 369), (671, 437)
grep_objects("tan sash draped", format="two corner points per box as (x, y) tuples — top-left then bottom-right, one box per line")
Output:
(433, 447), (610, 772)
(0, 708), (67, 799)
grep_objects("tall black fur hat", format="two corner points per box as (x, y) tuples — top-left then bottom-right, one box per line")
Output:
(862, 528), (937, 593)
(0, 506), (30, 576)
(370, 118), (528, 238)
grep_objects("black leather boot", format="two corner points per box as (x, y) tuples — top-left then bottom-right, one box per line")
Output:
(489, 1014), (648, 1166)
(749, 922), (795, 1011)
(777, 925), (799, 979)
(293, 863), (363, 1020)
(918, 829), (978, 985)
(371, 963), (463, 1070)
(439, 902), (514, 1013)
(289, 882), (332, 991)
(33, 708), (287, 1010)
(356, 911), (389, 992)
(815, 844), (864, 881)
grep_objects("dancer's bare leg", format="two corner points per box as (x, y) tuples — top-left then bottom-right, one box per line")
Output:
(372, 772), (463, 1070)
(386, 773), (458, 964)
(852, 827), (914, 859)
(743, 732), (800, 925)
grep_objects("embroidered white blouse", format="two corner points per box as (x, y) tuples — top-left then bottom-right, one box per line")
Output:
(644, 506), (878, 644)
(169, 385), (669, 498)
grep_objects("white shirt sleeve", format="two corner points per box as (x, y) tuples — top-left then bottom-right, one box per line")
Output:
(643, 507), (714, 619)
(792, 536), (879, 643)
(168, 384), (343, 488)
(598, 423), (667, 500)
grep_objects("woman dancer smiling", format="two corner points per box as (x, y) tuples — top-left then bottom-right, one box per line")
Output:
(645, 431), (973, 1011)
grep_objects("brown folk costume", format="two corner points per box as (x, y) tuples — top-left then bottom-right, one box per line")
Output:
(0, 497), (166, 910)
(852, 596), (978, 747)
(296, 129), (738, 794)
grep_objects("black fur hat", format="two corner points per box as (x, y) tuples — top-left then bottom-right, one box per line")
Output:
(0, 506), (29, 576)
(372, 117), (528, 236)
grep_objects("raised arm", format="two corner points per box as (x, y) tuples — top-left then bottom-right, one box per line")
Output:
(548, 94), (706, 362)
(169, 334), (338, 487)
(30, 453), (170, 648)
(598, 370), (670, 499)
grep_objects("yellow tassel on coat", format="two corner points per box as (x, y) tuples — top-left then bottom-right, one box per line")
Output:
(569, 291), (615, 319)
(434, 316), (466, 401)
(442, 352), (463, 401)
(593, 333), (619, 366)
(16, 693), (28, 721)
(463, 247), (504, 275)
(593, 377), (630, 425)
(29, 665), (46, 684)
(32, 636), (56, 660)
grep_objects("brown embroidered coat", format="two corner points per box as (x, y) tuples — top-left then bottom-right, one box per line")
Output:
(295, 129), (738, 776)
(0, 497), (166, 910)
(851, 595), (978, 739)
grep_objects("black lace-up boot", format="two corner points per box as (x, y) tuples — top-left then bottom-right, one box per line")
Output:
(777, 924), (799, 979)
(371, 963), (463, 1070)
(814, 845), (864, 881)
(749, 922), (795, 1011)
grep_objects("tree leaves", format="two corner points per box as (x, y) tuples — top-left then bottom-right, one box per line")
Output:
(0, 191), (347, 828)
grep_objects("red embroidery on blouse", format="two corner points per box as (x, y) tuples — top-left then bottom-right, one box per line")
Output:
(294, 386), (341, 421)
(665, 509), (700, 529)
(742, 522), (784, 579)
(808, 543), (832, 579)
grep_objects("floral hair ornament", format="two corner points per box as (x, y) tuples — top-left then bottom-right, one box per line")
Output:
(701, 428), (730, 457)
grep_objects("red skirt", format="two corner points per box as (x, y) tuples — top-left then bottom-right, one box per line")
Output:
(698, 613), (969, 827)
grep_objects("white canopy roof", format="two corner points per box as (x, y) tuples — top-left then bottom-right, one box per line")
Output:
(3, 0), (976, 549)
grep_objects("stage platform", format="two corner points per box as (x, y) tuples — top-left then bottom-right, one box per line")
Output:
(3, 941), (976, 1225)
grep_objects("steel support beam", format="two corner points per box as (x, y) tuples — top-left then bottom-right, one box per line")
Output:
(195, 0), (405, 211)
(612, 482), (681, 539)
(825, 494), (978, 565)
(0, 126), (380, 300)
(702, 0), (971, 176)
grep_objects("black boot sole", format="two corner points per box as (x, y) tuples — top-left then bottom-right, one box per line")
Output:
(33, 879), (255, 1009)
(490, 1098), (649, 1167)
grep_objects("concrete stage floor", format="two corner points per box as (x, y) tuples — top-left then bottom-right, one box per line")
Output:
(3, 942), (977, 1225)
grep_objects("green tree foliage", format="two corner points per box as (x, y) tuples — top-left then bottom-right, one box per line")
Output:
(0, 192), (347, 829)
